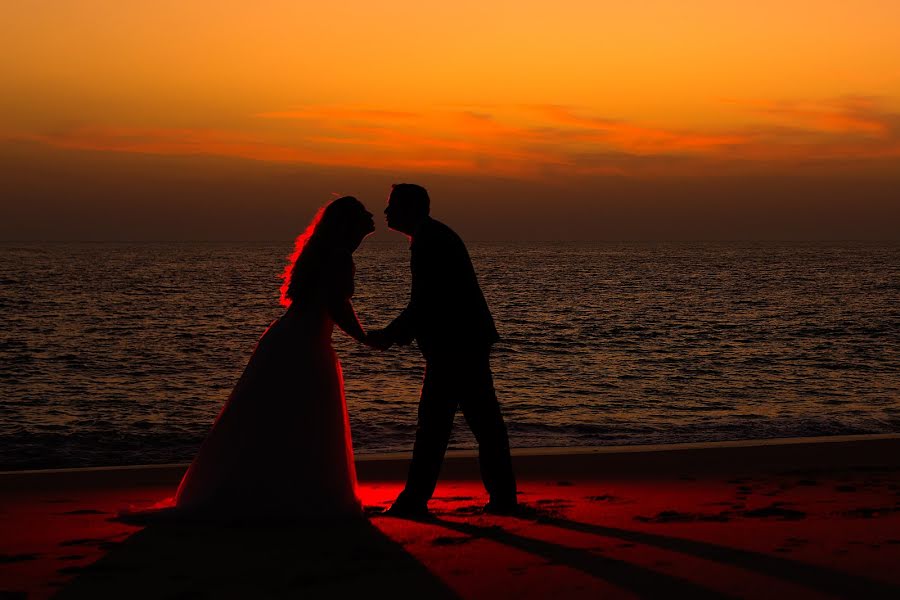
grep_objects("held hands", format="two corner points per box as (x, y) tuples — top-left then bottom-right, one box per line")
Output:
(364, 329), (393, 351)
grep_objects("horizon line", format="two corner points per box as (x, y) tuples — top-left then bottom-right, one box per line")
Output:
(2, 238), (899, 245)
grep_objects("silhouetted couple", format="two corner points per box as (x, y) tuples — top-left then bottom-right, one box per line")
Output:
(173, 184), (517, 521)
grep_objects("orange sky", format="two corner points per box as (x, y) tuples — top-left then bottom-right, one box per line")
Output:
(2, 1), (899, 239)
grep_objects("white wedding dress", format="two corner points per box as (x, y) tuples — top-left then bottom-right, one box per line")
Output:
(174, 247), (362, 520)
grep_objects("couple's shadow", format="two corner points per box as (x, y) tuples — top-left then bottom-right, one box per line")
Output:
(55, 509), (900, 599)
(56, 516), (457, 599)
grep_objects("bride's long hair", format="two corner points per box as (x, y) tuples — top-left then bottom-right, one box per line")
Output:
(279, 196), (360, 308)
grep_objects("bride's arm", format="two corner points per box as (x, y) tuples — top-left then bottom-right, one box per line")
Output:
(325, 250), (366, 343)
(328, 296), (366, 343)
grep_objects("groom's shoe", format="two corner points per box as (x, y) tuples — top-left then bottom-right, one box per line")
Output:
(483, 498), (519, 516)
(385, 499), (431, 520)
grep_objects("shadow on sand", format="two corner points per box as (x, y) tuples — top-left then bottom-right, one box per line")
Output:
(56, 518), (458, 599)
(428, 515), (727, 599)
(427, 514), (899, 599)
(541, 517), (899, 598)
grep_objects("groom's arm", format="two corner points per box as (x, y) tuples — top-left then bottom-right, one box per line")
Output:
(383, 305), (415, 346)
(382, 235), (432, 346)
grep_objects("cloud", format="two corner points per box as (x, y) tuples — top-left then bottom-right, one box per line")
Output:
(256, 107), (419, 122)
(8, 97), (900, 178)
(19, 126), (324, 164)
(528, 105), (752, 154)
(737, 96), (890, 135)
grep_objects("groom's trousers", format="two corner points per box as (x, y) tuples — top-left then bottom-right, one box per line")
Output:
(398, 348), (517, 506)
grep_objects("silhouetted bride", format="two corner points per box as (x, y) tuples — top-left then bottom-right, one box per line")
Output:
(174, 196), (375, 520)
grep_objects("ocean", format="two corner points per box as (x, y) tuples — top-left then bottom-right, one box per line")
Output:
(1, 241), (898, 470)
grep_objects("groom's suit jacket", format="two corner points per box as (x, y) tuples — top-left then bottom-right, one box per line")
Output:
(385, 217), (499, 359)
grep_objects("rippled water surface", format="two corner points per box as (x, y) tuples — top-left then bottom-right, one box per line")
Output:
(1, 241), (898, 470)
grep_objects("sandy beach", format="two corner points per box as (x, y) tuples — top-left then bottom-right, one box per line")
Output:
(2, 434), (899, 599)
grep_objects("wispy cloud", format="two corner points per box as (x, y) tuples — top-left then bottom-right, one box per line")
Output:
(735, 96), (891, 136)
(20, 126), (324, 164)
(257, 107), (420, 122)
(9, 97), (900, 177)
(529, 105), (752, 154)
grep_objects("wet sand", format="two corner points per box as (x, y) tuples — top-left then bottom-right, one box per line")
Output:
(2, 435), (899, 599)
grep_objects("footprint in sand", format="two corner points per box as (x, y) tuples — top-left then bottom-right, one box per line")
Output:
(841, 506), (900, 519)
(451, 504), (483, 516)
(585, 495), (618, 502)
(634, 510), (730, 523)
(738, 503), (806, 520)
(535, 498), (572, 507)
(0, 553), (41, 564)
(58, 536), (125, 551)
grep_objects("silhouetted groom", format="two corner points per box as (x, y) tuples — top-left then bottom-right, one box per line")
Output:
(368, 183), (518, 516)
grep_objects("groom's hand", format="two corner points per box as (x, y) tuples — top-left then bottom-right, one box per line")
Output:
(365, 329), (393, 351)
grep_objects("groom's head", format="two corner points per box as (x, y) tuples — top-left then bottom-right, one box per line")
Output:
(385, 183), (430, 235)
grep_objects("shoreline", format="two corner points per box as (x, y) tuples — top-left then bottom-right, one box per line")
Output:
(3, 433), (898, 491)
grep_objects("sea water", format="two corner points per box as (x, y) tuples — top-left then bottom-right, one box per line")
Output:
(1, 241), (898, 470)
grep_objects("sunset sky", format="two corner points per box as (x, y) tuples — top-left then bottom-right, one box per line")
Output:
(2, 1), (899, 240)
